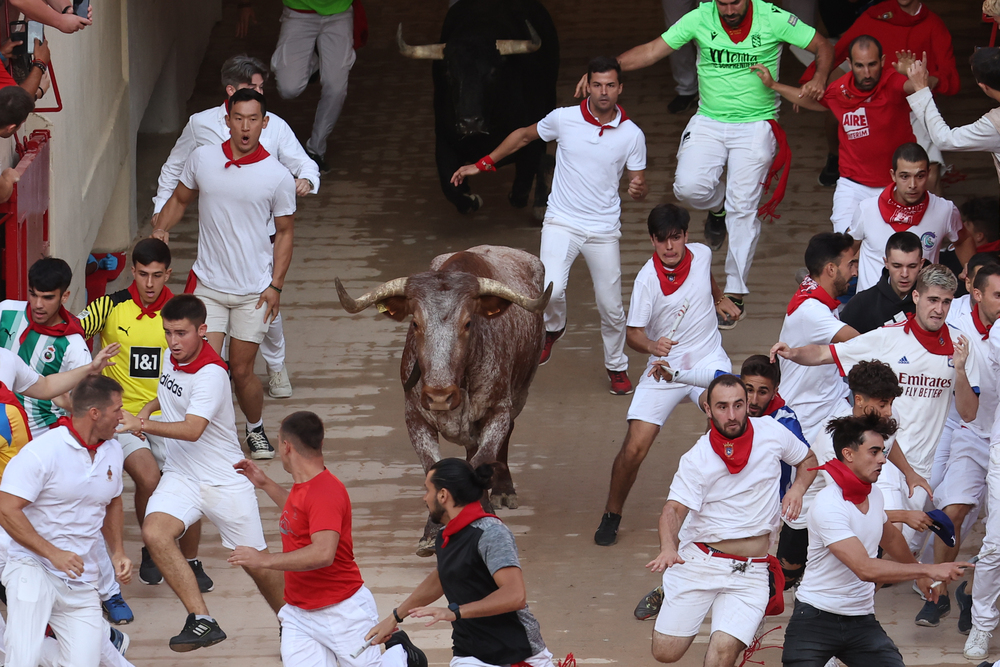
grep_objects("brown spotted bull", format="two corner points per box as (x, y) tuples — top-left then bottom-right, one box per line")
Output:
(335, 245), (551, 555)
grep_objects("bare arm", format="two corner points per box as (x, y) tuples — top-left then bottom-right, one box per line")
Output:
(120, 412), (208, 443)
(410, 566), (527, 626)
(151, 183), (197, 244)
(22, 344), (120, 400)
(230, 530), (339, 571)
(831, 324), (860, 344)
(952, 336), (979, 423)
(886, 443), (933, 500)
(750, 64), (827, 112)
(646, 500), (690, 572)
(800, 31), (835, 100)
(573, 37), (676, 98)
(101, 495), (131, 584)
(782, 450), (818, 521)
(9, 0), (91, 33)
(829, 531), (965, 587)
(451, 125), (541, 185)
(770, 342), (834, 366)
(233, 458), (290, 508)
(0, 492), (84, 578)
(366, 569), (446, 644)
(626, 169), (647, 201)
(256, 213), (294, 325)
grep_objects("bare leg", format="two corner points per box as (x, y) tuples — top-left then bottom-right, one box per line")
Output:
(123, 449), (160, 525)
(242, 564), (285, 615)
(651, 631), (696, 664)
(704, 630), (747, 667)
(229, 338), (264, 425)
(605, 420), (661, 515)
(178, 520), (202, 560)
(143, 513), (208, 615)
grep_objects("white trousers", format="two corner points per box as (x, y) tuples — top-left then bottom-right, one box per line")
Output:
(0, 614), (133, 667)
(674, 115), (776, 295)
(451, 649), (556, 667)
(973, 444), (1000, 631)
(271, 7), (356, 157)
(261, 312), (287, 372)
(538, 219), (628, 371)
(662, 0), (699, 96)
(830, 177), (880, 234)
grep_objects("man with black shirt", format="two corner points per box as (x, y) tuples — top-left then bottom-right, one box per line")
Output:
(840, 231), (922, 334)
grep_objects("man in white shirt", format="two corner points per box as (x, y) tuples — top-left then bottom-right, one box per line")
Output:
(451, 57), (652, 395)
(848, 142), (971, 292)
(151, 54), (319, 401)
(0, 375), (132, 667)
(782, 412), (967, 667)
(152, 88), (296, 460)
(119, 295), (284, 651)
(646, 374), (816, 666)
(593, 204), (737, 546)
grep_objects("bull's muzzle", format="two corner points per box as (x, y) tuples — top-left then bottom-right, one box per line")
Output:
(422, 384), (462, 411)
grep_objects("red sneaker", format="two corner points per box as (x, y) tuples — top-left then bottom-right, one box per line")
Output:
(539, 328), (565, 366)
(608, 369), (633, 395)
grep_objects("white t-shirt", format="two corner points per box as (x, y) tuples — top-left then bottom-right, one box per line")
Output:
(849, 193), (962, 292)
(627, 244), (727, 373)
(157, 355), (248, 487)
(797, 484), (887, 616)
(668, 416), (810, 548)
(0, 426), (124, 585)
(948, 307), (996, 439)
(831, 322), (976, 478)
(536, 104), (646, 234)
(779, 298), (851, 438)
(0, 347), (40, 392)
(988, 335), (1000, 448)
(181, 144), (297, 295)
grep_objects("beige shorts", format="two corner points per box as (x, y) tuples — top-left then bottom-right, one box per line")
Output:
(194, 279), (269, 344)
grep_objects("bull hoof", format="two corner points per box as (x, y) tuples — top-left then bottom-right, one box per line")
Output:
(490, 492), (519, 510)
(457, 194), (483, 214)
(532, 205), (546, 223)
(415, 537), (437, 557)
(508, 191), (529, 209)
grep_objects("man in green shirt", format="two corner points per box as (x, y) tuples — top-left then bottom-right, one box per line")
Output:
(577, 0), (833, 328)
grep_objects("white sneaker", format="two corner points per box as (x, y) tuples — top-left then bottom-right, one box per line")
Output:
(965, 627), (992, 661)
(268, 365), (293, 398)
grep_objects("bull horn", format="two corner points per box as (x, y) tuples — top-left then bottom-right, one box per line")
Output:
(397, 24), (446, 60)
(495, 21), (541, 56)
(335, 277), (409, 314)
(477, 278), (552, 314)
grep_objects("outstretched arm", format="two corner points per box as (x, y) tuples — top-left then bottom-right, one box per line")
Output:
(574, 37), (675, 98)
(751, 64), (827, 112)
(770, 342), (834, 366)
(451, 124), (541, 185)
(800, 31), (835, 100)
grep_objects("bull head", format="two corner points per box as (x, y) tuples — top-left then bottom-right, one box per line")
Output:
(396, 21), (541, 60)
(335, 276), (551, 316)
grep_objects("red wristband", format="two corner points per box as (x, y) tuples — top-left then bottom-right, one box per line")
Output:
(475, 156), (496, 172)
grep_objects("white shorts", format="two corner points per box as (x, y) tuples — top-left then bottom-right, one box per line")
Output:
(626, 358), (731, 426)
(194, 279), (269, 344)
(877, 461), (933, 552)
(654, 542), (769, 647)
(145, 471), (267, 550)
(935, 427), (988, 509)
(831, 177), (881, 234)
(451, 649), (555, 667)
(115, 430), (166, 469)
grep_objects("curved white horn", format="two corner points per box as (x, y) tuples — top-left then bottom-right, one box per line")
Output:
(398, 24), (446, 60)
(496, 21), (541, 56)
(476, 278), (552, 314)
(335, 277), (409, 314)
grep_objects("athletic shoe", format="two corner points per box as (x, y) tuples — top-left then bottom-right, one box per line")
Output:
(957, 580), (973, 634)
(539, 328), (565, 366)
(607, 370), (633, 395)
(717, 296), (745, 330)
(384, 630), (429, 667)
(594, 512), (622, 546)
(704, 209), (727, 250)
(189, 559), (215, 593)
(966, 627), (992, 661)
(109, 626), (130, 656)
(246, 425), (275, 460)
(102, 593), (134, 625)
(268, 365), (293, 398)
(169, 613), (227, 652)
(138, 546), (162, 585)
(306, 150), (330, 175)
(977, 663), (993, 667)
(915, 595), (950, 627)
(634, 585), (664, 621)
(818, 153), (839, 186)
(667, 93), (698, 114)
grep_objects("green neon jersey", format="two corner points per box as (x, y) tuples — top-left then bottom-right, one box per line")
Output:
(282, 0), (352, 16)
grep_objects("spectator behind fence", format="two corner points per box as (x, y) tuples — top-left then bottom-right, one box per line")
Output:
(9, 0), (92, 34)
(0, 86), (34, 202)
(0, 37), (50, 101)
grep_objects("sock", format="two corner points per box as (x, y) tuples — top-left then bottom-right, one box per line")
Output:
(195, 614), (215, 623)
(247, 419), (263, 431)
(187, 558), (198, 564)
(710, 205), (725, 216)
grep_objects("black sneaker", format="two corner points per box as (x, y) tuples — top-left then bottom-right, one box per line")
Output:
(818, 153), (839, 187)
(306, 150), (330, 175)
(594, 512), (622, 546)
(957, 580), (973, 634)
(189, 559), (215, 593)
(704, 209), (727, 250)
(717, 295), (745, 330)
(139, 547), (162, 585)
(246, 425), (275, 460)
(169, 613), (227, 652)
(667, 93), (698, 114)
(915, 595), (951, 627)
(384, 630), (428, 667)
(634, 585), (664, 620)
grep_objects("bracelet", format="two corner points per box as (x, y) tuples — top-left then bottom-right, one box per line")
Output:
(475, 155), (496, 172)
(268, 284), (282, 294)
(61, 4), (72, 12)
(392, 608), (403, 623)
(31, 60), (47, 74)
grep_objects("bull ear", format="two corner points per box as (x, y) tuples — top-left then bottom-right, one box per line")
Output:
(477, 296), (512, 319)
(377, 296), (410, 322)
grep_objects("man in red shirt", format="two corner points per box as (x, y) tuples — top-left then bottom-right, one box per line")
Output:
(228, 411), (426, 667)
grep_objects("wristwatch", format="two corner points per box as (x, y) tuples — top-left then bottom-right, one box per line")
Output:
(448, 602), (462, 620)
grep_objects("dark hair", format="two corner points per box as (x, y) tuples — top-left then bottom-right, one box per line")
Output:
(227, 88), (267, 116)
(846, 360), (901, 401)
(220, 54), (270, 90)
(647, 203), (690, 241)
(892, 142), (929, 171)
(280, 411), (325, 453)
(972, 47), (1000, 91)
(960, 197), (1000, 243)
(587, 56), (622, 83)
(805, 232), (854, 278)
(0, 86), (34, 128)
(968, 252), (1000, 282)
(28, 257), (72, 293)
(884, 231), (922, 258)
(161, 294), (207, 327)
(973, 262), (1000, 293)
(428, 458), (493, 506)
(828, 412), (898, 462)
(847, 34), (883, 61)
(740, 354), (780, 387)
(706, 373), (747, 404)
(71, 375), (123, 416)
(132, 238), (172, 269)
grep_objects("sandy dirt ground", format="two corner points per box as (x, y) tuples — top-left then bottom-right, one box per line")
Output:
(120, 0), (1000, 665)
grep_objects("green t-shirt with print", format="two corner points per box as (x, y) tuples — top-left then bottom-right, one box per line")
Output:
(283, 0), (352, 16)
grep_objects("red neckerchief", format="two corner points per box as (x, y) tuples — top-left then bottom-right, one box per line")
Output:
(439, 502), (495, 549)
(720, 0), (753, 43)
(127, 283), (174, 321)
(579, 99), (629, 137)
(19, 305), (85, 345)
(977, 240), (1000, 254)
(834, 67), (897, 114)
(786, 275), (840, 315)
(763, 392), (786, 416)
(55, 416), (105, 452)
(902, 312), (954, 355)
(809, 458), (871, 504)
(652, 248), (691, 296)
(708, 419), (754, 474)
(221, 140), (270, 169)
(758, 120), (791, 222)
(878, 185), (928, 232)
(872, 0), (924, 27)
(972, 303), (992, 340)
(170, 341), (228, 374)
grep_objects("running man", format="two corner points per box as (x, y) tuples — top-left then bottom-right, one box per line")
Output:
(840, 231), (922, 334)
(228, 411), (427, 667)
(452, 56), (648, 395)
(574, 0), (834, 326)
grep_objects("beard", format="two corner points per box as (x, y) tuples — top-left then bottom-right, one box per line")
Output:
(712, 414), (747, 439)
(429, 499), (447, 524)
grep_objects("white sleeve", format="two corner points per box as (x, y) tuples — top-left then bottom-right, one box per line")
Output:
(666, 447), (706, 512)
(830, 329), (885, 377)
(535, 109), (560, 143)
(802, 301), (847, 344)
(966, 336), (982, 394)
(0, 348), (40, 393)
(186, 368), (229, 421)
(154, 121), (200, 214)
(847, 206), (866, 239)
(626, 275), (653, 329)
(61, 338), (92, 371)
(179, 150), (200, 191)
(778, 423), (810, 466)
(809, 499), (857, 547)
(273, 117), (320, 193)
(945, 203), (962, 244)
(907, 88), (1000, 153)
(0, 447), (45, 502)
(272, 171), (298, 218)
(626, 127), (647, 172)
